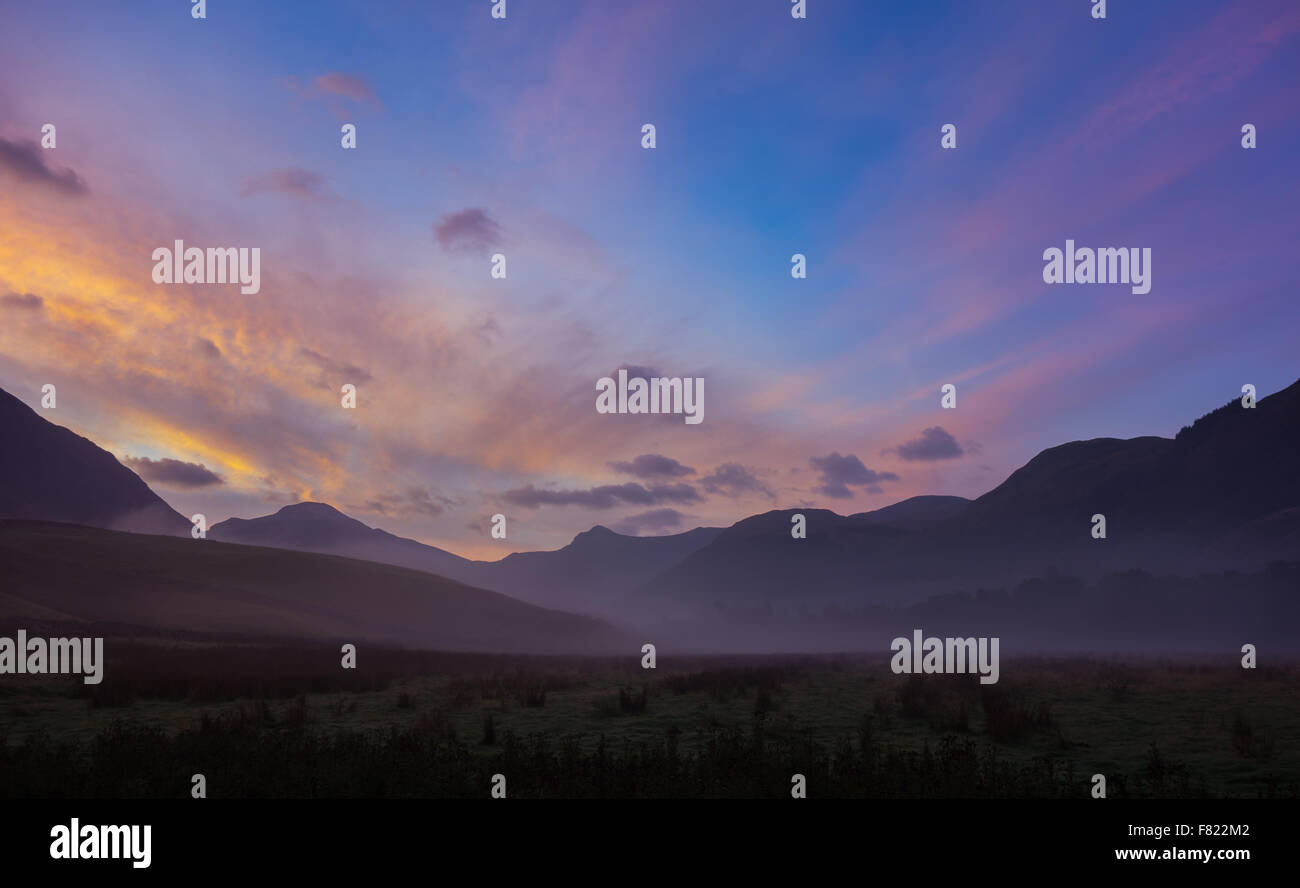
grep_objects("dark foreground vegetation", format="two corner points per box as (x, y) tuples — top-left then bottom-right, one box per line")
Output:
(0, 631), (1295, 799)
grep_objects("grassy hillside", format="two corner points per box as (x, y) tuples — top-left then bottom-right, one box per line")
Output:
(0, 521), (622, 654)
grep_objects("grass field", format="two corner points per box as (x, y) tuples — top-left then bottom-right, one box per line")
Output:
(1, 640), (1296, 798)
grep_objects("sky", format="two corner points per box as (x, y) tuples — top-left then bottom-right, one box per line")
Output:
(1, 0), (1297, 559)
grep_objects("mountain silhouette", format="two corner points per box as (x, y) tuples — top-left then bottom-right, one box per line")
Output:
(846, 494), (970, 529)
(947, 377), (1300, 563)
(213, 504), (721, 617)
(0, 521), (620, 653)
(210, 502), (474, 579)
(0, 387), (189, 536)
(3, 377), (1298, 635)
(458, 523), (724, 615)
(639, 380), (1300, 613)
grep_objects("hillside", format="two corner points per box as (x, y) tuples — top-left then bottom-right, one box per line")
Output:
(0, 521), (623, 654)
(210, 502), (474, 580)
(0, 388), (190, 536)
(637, 381), (1300, 613)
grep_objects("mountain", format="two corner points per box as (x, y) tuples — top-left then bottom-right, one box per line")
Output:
(639, 381), (1300, 614)
(6, 375), (1298, 636)
(212, 504), (722, 618)
(636, 508), (917, 615)
(462, 524), (724, 615)
(0, 387), (189, 536)
(0, 520), (622, 653)
(949, 377), (1300, 562)
(846, 495), (970, 529)
(210, 502), (474, 579)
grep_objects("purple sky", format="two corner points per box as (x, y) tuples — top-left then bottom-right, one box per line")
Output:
(1, 0), (1297, 557)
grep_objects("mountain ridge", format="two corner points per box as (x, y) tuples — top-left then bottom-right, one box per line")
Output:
(0, 388), (190, 536)
(0, 519), (622, 653)
(4, 378), (1298, 624)
(636, 379), (1300, 613)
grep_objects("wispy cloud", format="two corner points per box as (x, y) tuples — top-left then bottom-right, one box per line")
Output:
(1, 292), (43, 311)
(0, 139), (87, 195)
(299, 348), (373, 388)
(612, 508), (686, 535)
(359, 486), (454, 519)
(607, 453), (695, 479)
(503, 482), (701, 509)
(699, 463), (773, 499)
(434, 208), (503, 255)
(239, 168), (329, 200)
(313, 72), (378, 103)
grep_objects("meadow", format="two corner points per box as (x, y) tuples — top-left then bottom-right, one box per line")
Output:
(0, 637), (1295, 798)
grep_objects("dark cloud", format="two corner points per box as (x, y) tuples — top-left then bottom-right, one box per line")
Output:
(892, 426), (964, 462)
(299, 347), (373, 387)
(699, 462), (774, 498)
(809, 452), (898, 498)
(0, 139), (88, 195)
(360, 486), (451, 519)
(124, 456), (224, 489)
(312, 72), (377, 103)
(239, 167), (328, 200)
(434, 208), (503, 255)
(607, 453), (695, 479)
(612, 508), (686, 535)
(503, 482), (701, 509)
(1, 292), (43, 311)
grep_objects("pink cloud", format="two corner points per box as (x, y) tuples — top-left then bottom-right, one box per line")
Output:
(313, 72), (378, 103)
